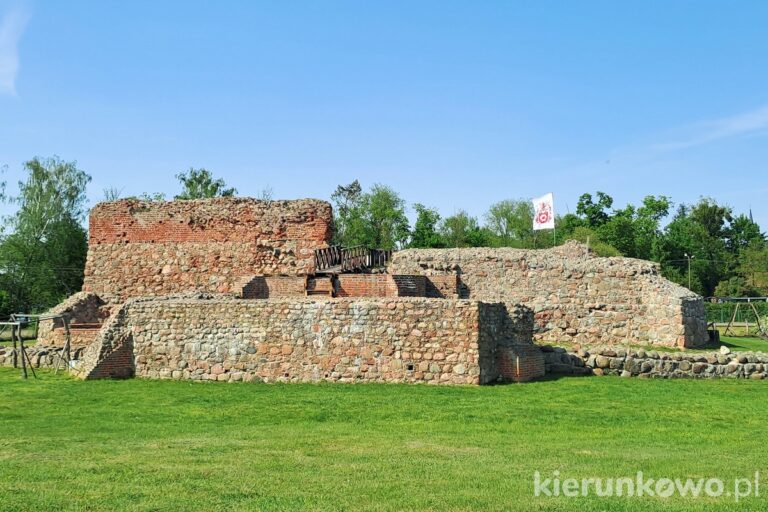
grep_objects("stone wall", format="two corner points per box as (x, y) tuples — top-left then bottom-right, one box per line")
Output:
(389, 242), (708, 348)
(83, 198), (333, 301)
(542, 345), (768, 380)
(36, 292), (110, 347)
(0, 344), (86, 370)
(73, 296), (534, 385)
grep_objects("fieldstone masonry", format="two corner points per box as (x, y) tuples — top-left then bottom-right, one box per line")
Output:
(33, 196), (715, 384)
(36, 291), (111, 348)
(389, 243), (708, 348)
(541, 345), (768, 380)
(71, 296), (536, 384)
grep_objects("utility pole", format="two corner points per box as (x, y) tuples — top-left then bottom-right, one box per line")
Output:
(684, 252), (695, 290)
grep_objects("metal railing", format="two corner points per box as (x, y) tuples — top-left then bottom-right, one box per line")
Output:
(314, 246), (392, 273)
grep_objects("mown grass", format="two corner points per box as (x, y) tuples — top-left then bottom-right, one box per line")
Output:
(720, 335), (768, 353)
(1, 369), (767, 511)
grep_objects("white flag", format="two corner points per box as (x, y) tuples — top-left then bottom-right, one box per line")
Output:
(532, 193), (555, 230)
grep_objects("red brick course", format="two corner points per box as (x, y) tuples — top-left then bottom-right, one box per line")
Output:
(242, 276), (307, 299)
(89, 198), (332, 244)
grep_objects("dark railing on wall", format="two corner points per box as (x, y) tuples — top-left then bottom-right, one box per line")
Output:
(314, 246), (393, 273)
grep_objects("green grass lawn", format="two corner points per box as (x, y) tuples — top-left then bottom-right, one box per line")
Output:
(720, 335), (768, 352)
(1, 369), (767, 511)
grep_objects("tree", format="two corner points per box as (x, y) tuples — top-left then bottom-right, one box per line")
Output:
(727, 214), (764, 253)
(689, 197), (732, 239)
(576, 191), (613, 227)
(484, 199), (533, 247)
(736, 241), (768, 295)
(439, 211), (490, 248)
(331, 180), (365, 247)
(713, 276), (759, 298)
(553, 213), (585, 245)
(359, 184), (410, 250)
(174, 168), (237, 200)
(0, 157), (90, 316)
(330, 181), (410, 250)
(410, 204), (444, 248)
(597, 205), (637, 256)
(656, 202), (729, 296)
(634, 195), (671, 260)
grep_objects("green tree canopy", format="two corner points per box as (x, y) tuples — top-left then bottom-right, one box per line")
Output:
(410, 204), (444, 248)
(330, 181), (410, 250)
(175, 168), (237, 200)
(439, 211), (491, 248)
(361, 184), (410, 250)
(0, 157), (91, 316)
(576, 191), (613, 227)
(736, 240), (768, 295)
(484, 199), (534, 248)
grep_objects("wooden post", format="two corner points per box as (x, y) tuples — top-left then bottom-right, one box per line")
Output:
(11, 323), (18, 368)
(749, 302), (767, 339)
(724, 302), (740, 336)
(18, 324), (27, 379)
(64, 316), (72, 365)
(20, 335), (36, 380)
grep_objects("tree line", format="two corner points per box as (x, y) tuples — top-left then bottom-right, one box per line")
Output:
(330, 180), (767, 298)
(1, 157), (766, 318)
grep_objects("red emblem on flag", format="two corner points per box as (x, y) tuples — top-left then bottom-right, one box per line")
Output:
(536, 201), (552, 224)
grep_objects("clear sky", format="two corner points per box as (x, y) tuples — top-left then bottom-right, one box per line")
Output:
(1, 1), (767, 227)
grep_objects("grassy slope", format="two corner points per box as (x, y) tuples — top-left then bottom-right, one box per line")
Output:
(1, 369), (767, 511)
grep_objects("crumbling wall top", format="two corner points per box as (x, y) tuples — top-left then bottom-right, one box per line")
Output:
(89, 197), (333, 245)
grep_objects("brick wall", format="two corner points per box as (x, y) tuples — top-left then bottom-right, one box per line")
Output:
(425, 275), (459, 298)
(37, 292), (110, 346)
(83, 198), (332, 301)
(88, 198), (332, 244)
(336, 275), (398, 297)
(73, 296), (535, 385)
(44, 326), (102, 348)
(497, 344), (546, 382)
(390, 242), (708, 348)
(390, 275), (427, 297)
(241, 276), (307, 299)
(335, 275), (428, 298)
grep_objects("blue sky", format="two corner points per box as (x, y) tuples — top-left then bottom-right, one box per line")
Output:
(1, 1), (767, 227)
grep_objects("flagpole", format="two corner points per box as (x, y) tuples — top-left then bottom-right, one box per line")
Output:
(552, 192), (556, 247)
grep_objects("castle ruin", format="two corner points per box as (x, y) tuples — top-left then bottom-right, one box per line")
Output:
(36, 197), (707, 384)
